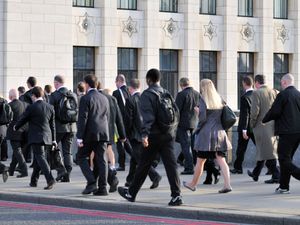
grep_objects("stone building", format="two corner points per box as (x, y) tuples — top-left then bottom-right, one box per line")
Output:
(0, 0), (299, 109)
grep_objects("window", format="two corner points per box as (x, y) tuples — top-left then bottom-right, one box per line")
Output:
(118, 48), (138, 84)
(238, 0), (253, 17)
(73, 47), (95, 92)
(200, 51), (217, 89)
(73, 0), (94, 7)
(237, 52), (254, 108)
(274, 0), (288, 19)
(274, 53), (289, 91)
(160, 50), (178, 97)
(117, 0), (137, 10)
(160, 0), (178, 13)
(200, 0), (216, 15)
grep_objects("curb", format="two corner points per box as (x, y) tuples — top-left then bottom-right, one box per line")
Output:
(0, 192), (299, 225)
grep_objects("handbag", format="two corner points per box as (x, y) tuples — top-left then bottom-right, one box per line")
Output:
(221, 104), (237, 130)
(47, 147), (64, 170)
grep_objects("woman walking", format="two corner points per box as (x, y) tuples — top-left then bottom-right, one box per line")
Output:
(183, 79), (232, 193)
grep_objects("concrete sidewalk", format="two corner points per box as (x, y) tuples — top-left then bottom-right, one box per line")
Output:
(0, 164), (300, 225)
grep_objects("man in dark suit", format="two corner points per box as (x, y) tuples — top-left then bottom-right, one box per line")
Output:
(175, 77), (200, 174)
(125, 79), (161, 189)
(22, 76), (37, 105)
(112, 74), (132, 171)
(118, 69), (183, 206)
(15, 86), (56, 190)
(0, 96), (9, 182)
(76, 75), (110, 196)
(231, 76), (256, 174)
(263, 73), (300, 194)
(49, 75), (77, 182)
(7, 89), (29, 177)
(18, 86), (26, 102)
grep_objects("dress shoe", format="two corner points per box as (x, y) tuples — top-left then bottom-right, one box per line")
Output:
(124, 182), (131, 187)
(93, 189), (108, 196)
(247, 170), (258, 182)
(168, 196), (183, 206)
(60, 174), (70, 183)
(8, 170), (14, 177)
(44, 180), (55, 190)
(116, 167), (125, 171)
(17, 173), (28, 178)
(218, 187), (232, 194)
(230, 168), (243, 174)
(118, 187), (135, 202)
(180, 170), (194, 175)
(264, 178), (279, 184)
(82, 184), (97, 195)
(203, 179), (212, 185)
(2, 170), (8, 183)
(265, 169), (272, 175)
(213, 171), (221, 184)
(109, 177), (119, 193)
(56, 173), (67, 182)
(183, 181), (196, 192)
(150, 175), (162, 189)
(275, 187), (290, 194)
(29, 182), (37, 187)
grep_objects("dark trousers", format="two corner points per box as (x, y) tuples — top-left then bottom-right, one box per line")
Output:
(252, 159), (280, 179)
(0, 137), (8, 160)
(204, 159), (219, 182)
(77, 141), (107, 190)
(9, 141), (28, 175)
(176, 128), (194, 171)
(126, 139), (160, 184)
(93, 158), (117, 188)
(30, 144), (54, 184)
(56, 132), (74, 174)
(278, 134), (300, 190)
(117, 139), (132, 168)
(0, 138), (6, 173)
(233, 131), (256, 171)
(128, 135), (181, 198)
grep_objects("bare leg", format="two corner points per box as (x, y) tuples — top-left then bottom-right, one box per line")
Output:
(186, 157), (206, 188)
(215, 154), (231, 189)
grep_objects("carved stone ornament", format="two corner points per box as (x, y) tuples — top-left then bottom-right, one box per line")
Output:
(77, 12), (95, 35)
(240, 23), (255, 42)
(163, 18), (179, 39)
(203, 21), (217, 41)
(277, 24), (289, 44)
(122, 16), (138, 37)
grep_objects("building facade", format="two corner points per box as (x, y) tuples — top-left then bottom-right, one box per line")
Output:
(0, 0), (299, 109)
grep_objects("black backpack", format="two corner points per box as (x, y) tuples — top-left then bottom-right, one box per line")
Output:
(147, 89), (179, 135)
(57, 90), (78, 124)
(0, 99), (13, 125)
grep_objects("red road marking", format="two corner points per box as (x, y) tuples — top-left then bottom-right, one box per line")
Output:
(0, 200), (237, 225)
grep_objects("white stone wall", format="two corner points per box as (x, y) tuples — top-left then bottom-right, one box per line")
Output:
(3, 0), (73, 97)
(0, 1), (4, 97)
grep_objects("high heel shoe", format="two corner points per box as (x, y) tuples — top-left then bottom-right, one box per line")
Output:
(213, 171), (220, 184)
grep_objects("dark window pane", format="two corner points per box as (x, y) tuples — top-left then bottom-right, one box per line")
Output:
(200, 0), (216, 14)
(73, 0), (94, 7)
(200, 51), (217, 89)
(160, 50), (178, 96)
(274, 0), (288, 19)
(118, 0), (137, 10)
(274, 53), (289, 91)
(238, 0), (253, 17)
(118, 48), (138, 84)
(160, 0), (178, 12)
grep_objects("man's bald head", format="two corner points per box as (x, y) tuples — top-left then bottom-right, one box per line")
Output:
(9, 89), (18, 101)
(281, 73), (294, 90)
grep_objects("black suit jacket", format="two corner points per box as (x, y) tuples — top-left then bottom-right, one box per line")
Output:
(77, 89), (110, 143)
(175, 87), (200, 130)
(127, 92), (143, 142)
(15, 100), (56, 145)
(112, 85), (130, 118)
(263, 86), (300, 135)
(238, 90), (253, 133)
(49, 87), (77, 133)
(7, 99), (28, 141)
(0, 98), (8, 138)
(22, 89), (33, 105)
(100, 90), (126, 143)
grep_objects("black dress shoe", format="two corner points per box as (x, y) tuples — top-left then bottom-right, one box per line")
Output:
(93, 189), (108, 196)
(150, 175), (162, 189)
(29, 182), (37, 187)
(109, 177), (119, 193)
(180, 170), (194, 175)
(118, 187), (135, 202)
(168, 196), (183, 206)
(203, 179), (212, 185)
(124, 182), (131, 187)
(56, 173), (67, 182)
(60, 174), (70, 183)
(116, 167), (125, 171)
(264, 178), (279, 184)
(82, 184), (97, 195)
(213, 171), (220, 184)
(230, 168), (243, 174)
(247, 170), (258, 182)
(44, 180), (55, 190)
(17, 173), (28, 178)
(2, 171), (8, 183)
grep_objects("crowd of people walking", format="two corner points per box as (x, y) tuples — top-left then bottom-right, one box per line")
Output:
(0, 69), (300, 205)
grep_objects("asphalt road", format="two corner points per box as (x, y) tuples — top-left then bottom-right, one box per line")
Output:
(0, 200), (254, 225)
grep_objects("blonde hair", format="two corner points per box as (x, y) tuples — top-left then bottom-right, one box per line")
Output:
(200, 79), (223, 110)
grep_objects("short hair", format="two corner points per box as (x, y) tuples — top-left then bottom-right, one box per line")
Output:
(77, 82), (85, 93)
(18, 86), (26, 94)
(116, 74), (126, 83)
(254, 74), (266, 85)
(96, 81), (102, 90)
(31, 86), (44, 98)
(180, 77), (190, 87)
(146, 69), (161, 83)
(129, 79), (140, 90)
(242, 76), (253, 87)
(27, 76), (37, 87)
(281, 73), (294, 84)
(44, 85), (52, 94)
(84, 75), (97, 88)
(54, 75), (65, 84)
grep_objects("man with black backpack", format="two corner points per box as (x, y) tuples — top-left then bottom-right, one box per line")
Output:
(49, 75), (78, 182)
(118, 69), (183, 206)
